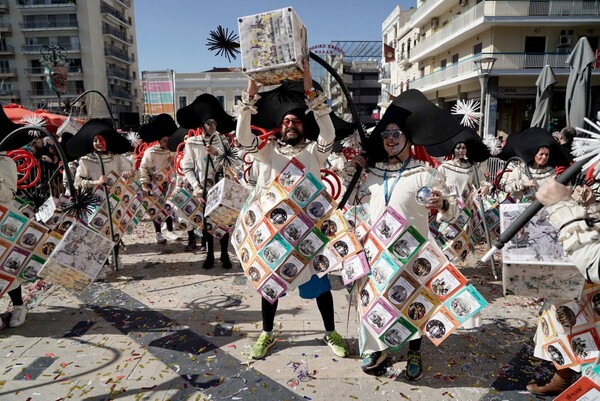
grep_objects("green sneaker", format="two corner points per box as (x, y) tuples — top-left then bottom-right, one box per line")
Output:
(405, 350), (423, 381)
(323, 331), (349, 358)
(250, 332), (275, 359)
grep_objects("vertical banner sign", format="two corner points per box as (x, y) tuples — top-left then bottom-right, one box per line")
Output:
(142, 70), (176, 118)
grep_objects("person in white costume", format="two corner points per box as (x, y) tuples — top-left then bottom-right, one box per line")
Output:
(348, 90), (461, 379)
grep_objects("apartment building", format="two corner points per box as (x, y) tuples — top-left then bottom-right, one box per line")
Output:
(0, 0), (142, 119)
(380, 0), (600, 136)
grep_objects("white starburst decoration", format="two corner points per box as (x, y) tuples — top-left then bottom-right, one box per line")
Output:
(125, 131), (142, 147)
(20, 114), (46, 137)
(572, 118), (600, 179)
(452, 99), (482, 128)
(483, 135), (502, 156)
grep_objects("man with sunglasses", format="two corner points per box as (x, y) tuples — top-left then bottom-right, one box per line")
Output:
(234, 57), (349, 360)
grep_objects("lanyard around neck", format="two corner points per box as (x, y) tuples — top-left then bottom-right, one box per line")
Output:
(383, 157), (411, 206)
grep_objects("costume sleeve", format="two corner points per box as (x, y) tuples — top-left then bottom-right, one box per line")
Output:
(182, 142), (200, 191)
(546, 200), (600, 283)
(430, 167), (459, 224)
(235, 106), (274, 163)
(309, 93), (335, 166)
(0, 157), (17, 204)
(75, 158), (93, 191)
(504, 165), (525, 196)
(139, 151), (152, 185)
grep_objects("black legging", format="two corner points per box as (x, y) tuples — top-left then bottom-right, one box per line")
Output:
(204, 231), (230, 258)
(408, 337), (422, 351)
(153, 216), (173, 233)
(261, 290), (335, 332)
(7, 286), (23, 306)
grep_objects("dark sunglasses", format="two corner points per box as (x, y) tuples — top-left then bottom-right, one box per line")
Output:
(381, 129), (402, 139)
(204, 121), (217, 126)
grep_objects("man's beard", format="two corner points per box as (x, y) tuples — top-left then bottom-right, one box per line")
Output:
(281, 128), (303, 146)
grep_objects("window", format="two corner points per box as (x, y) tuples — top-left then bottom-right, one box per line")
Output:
(452, 53), (459, 64)
(179, 96), (187, 109)
(217, 95), (225, 108)
(234, 95), (242, 104)
(440, 59), (447, 68)
(0, 60), (9, 73)
(473, 43), (482, 55)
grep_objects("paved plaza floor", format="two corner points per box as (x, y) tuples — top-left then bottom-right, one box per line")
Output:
(0, 222), (556, 400)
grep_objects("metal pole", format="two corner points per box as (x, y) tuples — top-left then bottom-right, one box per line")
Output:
(478, 74), (488, 137)
(473, 166), (497, 279)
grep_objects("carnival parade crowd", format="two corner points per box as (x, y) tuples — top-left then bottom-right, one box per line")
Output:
(0, 56), (599, 399)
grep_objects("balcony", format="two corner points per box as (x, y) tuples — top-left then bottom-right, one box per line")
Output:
(104, 45), (132, 63)
(102, 25), (132, 44)
(0, 23), (11, 32)
(108, 87), (132, 100)
(115, 0), (131, 7)
(0, 90), (20, 99)
(21, 43), (80, 53)
(106, 67), (132, 82)
(17, 0), (76, 8)
(398, 53), (411, 68)
(101, 2), (130, 26)
(28, 88), (83, 98)
(25, 66), (83, 75)
(410, 1), (600, 62)
(0, 0), (9, 12)
(409, 51), (592, 92)
(411, 0), (446, 27)
(0, 45), (15, 55)
(378, 64), (391, 83)
(0, 68), (17, 78)
(20, 20), (78, 30)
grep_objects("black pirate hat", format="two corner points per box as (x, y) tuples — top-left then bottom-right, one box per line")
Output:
(139, 114), (178, 143)
(513, 127), (567, 167)
(66, 119), (133, 159)
(252, 80), (357, 141)
(167, 127), (194, 152)
(0, 106), (29, 152)
(497, 132), (522, 161)
(176, 94), (235, 133)
(366, 89), (463, 165)
(426, 126), (491, 163)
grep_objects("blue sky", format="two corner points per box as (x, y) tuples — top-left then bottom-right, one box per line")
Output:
(134, 1), (417, 73)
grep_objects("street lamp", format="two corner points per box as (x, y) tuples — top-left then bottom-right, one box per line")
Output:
(473, 56), (497, 137)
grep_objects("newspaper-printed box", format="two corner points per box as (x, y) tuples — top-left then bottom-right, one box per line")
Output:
(205, 179), (250, 228)
(238, 7), (308, 85)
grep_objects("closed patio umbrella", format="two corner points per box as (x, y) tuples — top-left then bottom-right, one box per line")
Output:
(530, 64), (557, 129)
(565, 37), (595, 129)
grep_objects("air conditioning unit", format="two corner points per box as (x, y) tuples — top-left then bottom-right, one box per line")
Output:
(558, 35), (572, 46)
(430, 17), (439, 29)
(459, 0), (468, 6)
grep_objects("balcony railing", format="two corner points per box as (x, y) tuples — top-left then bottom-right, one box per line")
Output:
(0, 45), (14, 53)
(115, 0), (131, 7)
(0, 68), (17, 76)
(102, 26), (132, 44)
(0, 90), (19, 98)
(25, 66), (82, 75)
(29, 88), (83, 97)
(378, 64), (391, 81)
(109, 88), (132, 100)
(0, 23), (11, 31)
(411, 0), (445, 26)
(106, 68), (131, 81)
(104, 46), (131, 63)
(20, 20), (78, 30)
(411, 1), (599, 61)
(17, 0), (76, 8)
(409, 52), (581, 91)
(101, 2), (130, 25)
(21, 43), (80, 53)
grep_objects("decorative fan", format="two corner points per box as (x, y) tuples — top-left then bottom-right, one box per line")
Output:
(572, 118), (600, 179)
(451, 99), (481, 128)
